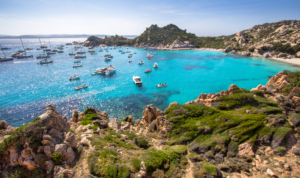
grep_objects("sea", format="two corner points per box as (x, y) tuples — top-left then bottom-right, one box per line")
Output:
(0, 38), (299, 127)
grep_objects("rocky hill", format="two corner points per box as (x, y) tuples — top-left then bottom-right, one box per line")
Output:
(82, 35), (132, 47)
(1, 70), (300, 178)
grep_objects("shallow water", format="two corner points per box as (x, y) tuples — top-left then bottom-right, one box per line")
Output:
(0, 38), (299, 127)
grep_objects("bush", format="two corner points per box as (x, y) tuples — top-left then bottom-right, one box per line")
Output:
(80, 113), (99, 126)
(106, 164), (118, 178)
(84, 107), (96, 114)
(137, 137), (148, 148)
(279, 53), (288, 58)
(262, 106), (283, 115)
(118, 165), (131, 178)
(51, 152), (63, 165)
(251, 90), (264, 97)
(5, 166), (47, 178)
(249, 47), (255, 52)
(217, 93), (254, 110)
(131, 158), (141, 171)
(144, 149), (168, 173)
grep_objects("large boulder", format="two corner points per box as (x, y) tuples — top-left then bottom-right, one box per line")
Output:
(238, 143), (254, 157)
(266, 72), (289, 88)
(53, 166), (75, 178)
(108, 118), (121, 131)
(0, 120), (8, 130)
(121, 121), (131, 131)
(142, 104), (163, 124)
(92, 120), (108, 129)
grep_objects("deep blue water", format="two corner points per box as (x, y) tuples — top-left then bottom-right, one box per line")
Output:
(1, 38), (299, 127)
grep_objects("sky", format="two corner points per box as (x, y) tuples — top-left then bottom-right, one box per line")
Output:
(0, 0), (299, 37)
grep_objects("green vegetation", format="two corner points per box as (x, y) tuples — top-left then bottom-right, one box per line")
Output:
(5, 166), (48, 178)
(51, 152), (63, 165)
(137, 137), (148, 148)
(195, 37), (227, 49)
(121, 116), (132, 123)
(131, 158), (141, 171)
(273, 42), (300, 55)
(80, 113), (98, 125)
(84, 107), (96, 114)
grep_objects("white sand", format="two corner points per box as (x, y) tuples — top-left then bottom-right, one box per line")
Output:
(267, 57), (300, 66)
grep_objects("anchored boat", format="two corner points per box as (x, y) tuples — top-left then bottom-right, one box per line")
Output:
(73, 64), (82, 68)
(70, 75), (80, 81)
(156, 83), (167, 88)
(75, 84), (88, 90)
(153, 63), (158, 68)
(133, 76), (142, 85)
(145, 69), (152, 73)
(138, 61), (144, 65)
(37, 59), (53, 65)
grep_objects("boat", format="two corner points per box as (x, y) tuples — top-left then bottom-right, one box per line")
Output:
(75, 84), (88, 90)
(1, 47), (11, 50)
(129, 60), (132, 63)
(104, 53), (111, 57)
(88, 50), (95, 53)
(43, 49), (51, 52)
(147, 53), (153, 59)
(153, 63), (158, 68)
(153, 52), (156, 55)
(118, 49), (123, 52)
(69, 44), (76, 56)
(24, 47), (33, 50)
(133, 76), (142, 85)
(90, 51), (97, 55)
(70, 75), (80, 81)
(17, 54), (33, 59)
(17, 49), (25, 52)
(134, 52), (137, 54)
(145, 69), (152, 73)
(57, 50), (64, 53)
(74, 60), (81, 63)
(105, 65), (116, 75)
(52, 49), (58, 52)
(36, 48), (41, 50)
(73, 64), (82, 68)
(66, 43), (72, 45)
(104, 58), (111, 62)
(40, 45), (47, 49)
(91, 72), (96, 75)
(156, 83), (167, 88)
(37, 59), (53, 65)
(0, 45), (13, 62)
(47, 52), (56, 55)
(99, 49), (103, 52)
(88, 46), (94, 49)
(128, 54), (132, 58)
(36, 54), (50, 59)
(93, 65), (115, 75)
(126, 51), (130, 53)
(138, 61), (144, 65)
(77, 51), (86, 54)
(74, 55), (86, 59)
(69, 53), (76, 56)
(121, 52), (125, 54)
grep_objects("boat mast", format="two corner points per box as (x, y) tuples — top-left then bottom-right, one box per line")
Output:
(20, 38), (26, 55)
(0, 45), (7, 57)
(49, 40), (51, 49)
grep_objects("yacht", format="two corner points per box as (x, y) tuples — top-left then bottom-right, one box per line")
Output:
(75, 84), (88, 90)
(37, 59), (53, 65)
(104, 53), (111, 57)
(0, 56), (13, 62)
(47, 52), (56, 55)
(73, 64), (82, 68)
(74, 60), (81, 63)
(105, 66), (116, 75)
(1, 47), (11, 50)
(104, 58), (111, 62)
(18, 49), (25, 53)
(25, 48), (33, 50)
(36, 54), (50, 59)
(153, 63), (158, 68)
(128, 54), (132, 58)
(74, 55), (86, 59)
(133, 76), (142, 85)
(70, 75), (80, 81)
(66, 43), (72, 45)
(138, 61), (144, 65)
(121, 52), (125, 54)
(156, 83), (167, 88)
(77, 51), (85, 54)
(43, 49), (51, 52)
(69, 53), (76, 56)
(145, 69), (152, 73)
(88, 50), (95, 53)
(40, 45), (47, 49)
(16, 54), (33, 59)
(147, 53), (153, 59)
(57, 50), (64, 53)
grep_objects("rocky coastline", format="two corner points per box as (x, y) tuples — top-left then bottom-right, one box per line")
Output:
(1, 71), (300, 178)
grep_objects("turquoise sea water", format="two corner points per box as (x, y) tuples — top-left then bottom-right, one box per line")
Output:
(1, 38), (300, 127)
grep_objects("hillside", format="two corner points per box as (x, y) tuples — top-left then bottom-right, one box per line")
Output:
(1, 71), (300, 178)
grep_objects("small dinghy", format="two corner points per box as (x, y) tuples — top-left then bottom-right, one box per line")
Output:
(153, 63), (158, 68)
(75, 84), (88, 90)
(74, 60), (81, 63)
(70, 75), (80, 81)
(145, 69), (152, 73)
(156, 83), (167, 88)
(73, 64), (82, 68)
(133, 76), (142, 85)
(138, 61), (144, 65)
(129, 60), (132, 63)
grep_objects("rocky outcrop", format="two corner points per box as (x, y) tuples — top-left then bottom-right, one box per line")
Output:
(0, 120), (8, 130)
(238, 143), (255, 157)
(108, 118), (121, 131)
(142, 104), (163, 125)
(266, 72), (290, 88)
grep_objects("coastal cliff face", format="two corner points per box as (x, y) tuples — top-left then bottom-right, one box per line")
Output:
(1, 71), (300, 178)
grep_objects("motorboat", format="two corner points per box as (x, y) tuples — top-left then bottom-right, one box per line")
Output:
(105, 66), (116, 75)
(91, 72), (96, 75)
(69, 53), (76, 56)
(0, 56), (13, 62)
(90, 51), (97, 55)
(74, 55), (86, 59)
(145, 69), (152, 73)
(121, 52), (125, 54)
(88, 46), (94, 49)
(25, 48), (33, 50)
(74, 60), (81, 63)
(77, 51), (85, 54)
(104, 58), (111, 62)
(75, 84), (88, 90)
(133, 76), (142, 85)
(108, 55), (113, 58)
(43, 49), (51, 52)
(126, 51), (130, 53)
(36, 54), (50, 59)
(57, 50), (64, 53)
(129, 60), (132, 63)
(37, 59), (53, 65)
(153, 63), (158, 68)
(1, 47), (11, 50)
(147, 53), (153, 59)
(118, 49), (123, 52)
(47, 52), (56, 55)
(66, 43), (72, 45)
(134, 52), (137, 54)
(36, 48), (41, 50)
(138, 61), (144, 65)
(52, 49), (58, 52)
(40, 45), (47, 49)
(156, 83), (167, 88)
(70, 75), (80, 81)
(128, 54), (132, 58)
(99, 49), (103, 52)
(17, 54), (33, 59)
(104, 53), (111, 57)
(88, 50), (95, 53)
(18, 49), (25, 52)
(73, 64), (82, 68)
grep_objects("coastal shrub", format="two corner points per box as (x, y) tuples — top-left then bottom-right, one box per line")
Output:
(137, 137), (148, 148)
(68, 129), (75, 133)
(251, 90), (264, 97)
(74, 112), (78, 118)
(80, 113), (98, 125)
(123, 131), (137, 140)
(202, 162), (218, 175)
(254, 96), (278, 107)
(117, 165), (131, 178)
(249, 47), (255, 52)
(84, 107), (96, 114)
(32, 117), (40, 122)
(131, 158), (141, 171)
(143, 149), (168, 173)
(262, 106), (283, 115)
(273, 42), (300, 55)
(51, 152), (63, 165)
(121, 116), (132, 123)
(217, 93), (254, 110)
(106, 164), (118, 178)
(5, 166), (47, 178)
(279, 53), (288, 58)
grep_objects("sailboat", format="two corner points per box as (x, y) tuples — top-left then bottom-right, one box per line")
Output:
(0, 45), (13, 62)
(36, 39), (50, 59)
(39, 38), (47, 49)
(69, 43), (76, 56)
(16, 38), (33, 59)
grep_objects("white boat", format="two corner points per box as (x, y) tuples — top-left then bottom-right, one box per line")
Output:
(128, 54), (132, 58)
(133, 76), (142, 85)
(134, 52), (137, 54)
(129, 60), (132, 63)
(121, 52), (125, 54)
(57, 50), (64, 53)
(153, 63), (158, 68)
(75, 84), (88, 90)
(156, 83), (167, 88)
(104, 58), (111, 61)
(70, 75), (80, 81)
(138, 61), (144, 65)
(147, 53), (153, 59)
(145, 69), (152, 73)
(73, 64), (82, 68)
(104, 53), (111, 57)
(126, 51), (131, 53)
(105, 66), (116, 75)
(36, 54), (50, 59)
(74, 55), (86, 59)
(74, 60), (81, 63)
(93, 65), (116, 75)
(37, 59), (53, 65)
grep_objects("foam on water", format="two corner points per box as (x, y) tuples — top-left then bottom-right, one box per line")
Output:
(0, 38), (300, 126)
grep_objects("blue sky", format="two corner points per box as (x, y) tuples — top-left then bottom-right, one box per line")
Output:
(0, 0), (299, 36)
